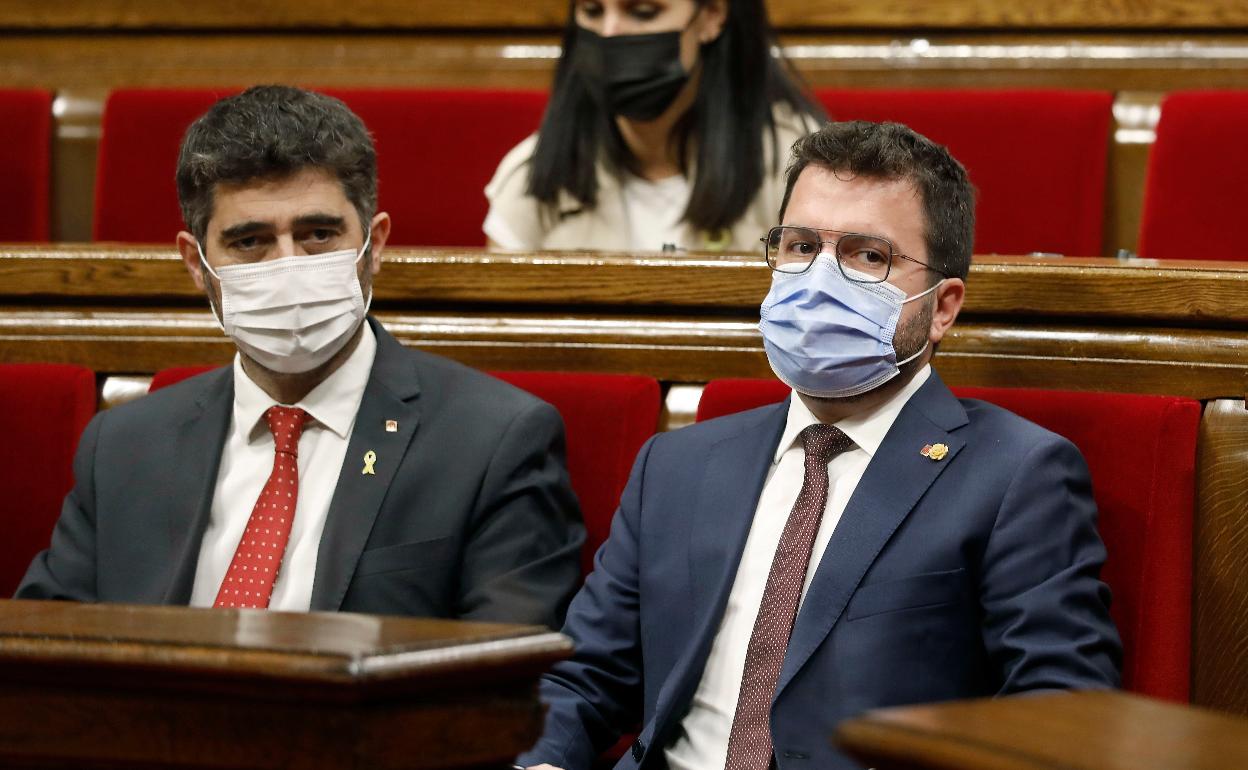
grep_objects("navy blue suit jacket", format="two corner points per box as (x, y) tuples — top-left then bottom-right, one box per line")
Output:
(520, 372), (1122, 770)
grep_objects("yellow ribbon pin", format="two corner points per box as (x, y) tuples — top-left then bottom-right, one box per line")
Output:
(362, 450), (377, 475)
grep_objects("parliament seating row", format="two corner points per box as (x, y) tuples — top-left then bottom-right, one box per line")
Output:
(0, 362), (1197, 704)
(3, 87), (1248, 259)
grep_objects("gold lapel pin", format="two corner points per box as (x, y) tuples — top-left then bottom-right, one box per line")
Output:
(920, 443), (949, 461)
(362, 450), (377, 475)
(385, 420), (398, 432)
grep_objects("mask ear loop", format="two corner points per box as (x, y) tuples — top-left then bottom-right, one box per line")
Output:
(193, 240), (230, 333)
(895, 279), (944, 365)
(196, 240), (222, 281)
(356, 230), (374, 316)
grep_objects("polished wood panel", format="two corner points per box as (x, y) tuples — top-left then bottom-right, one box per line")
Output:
(0, 599), (571, 769)
(5, 246), (1248, 321)
(4, 0), (1248, 30)
(11, 33), (1248, 92)
(835, 690), (1248, 770)
(2, 248), (1247, 400)
(1195, 399), (1248, 716)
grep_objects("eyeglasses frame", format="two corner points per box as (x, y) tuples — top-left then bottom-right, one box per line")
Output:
(760, 225), (952, 284)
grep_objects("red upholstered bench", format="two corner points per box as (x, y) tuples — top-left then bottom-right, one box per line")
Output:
(0, 364), (97, 596)
(489, 372), (661, 575)
(0, 89), (52, 242)
(1139, 90), (1248, 260)
(95, 88), (548, 246)
(150, 366), (661, 576)
(696, 377), (1198, 702)
(815, 89), (1113, 257)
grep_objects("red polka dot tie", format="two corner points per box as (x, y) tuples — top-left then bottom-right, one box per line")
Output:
(214, 405), (309, 609)
(723, 424), (853, 770)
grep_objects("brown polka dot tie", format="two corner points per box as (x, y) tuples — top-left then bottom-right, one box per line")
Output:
(213, 405), (309, 609)
(723, 423), (853, 770)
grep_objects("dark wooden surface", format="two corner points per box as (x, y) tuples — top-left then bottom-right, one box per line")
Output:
(835, 690), (1248, 770)
(0, 599), (571, 769)
(1195, 400), (1248, 716)
(3, 0), (1246, 30)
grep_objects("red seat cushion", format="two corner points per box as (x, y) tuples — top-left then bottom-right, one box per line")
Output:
(0, 364), (96, 596)
(1139, 90), (1248, 261)
(696, 377), (789, 422)
(0, 89), (52, 241)
(696, 378), (1197, 701)
(149, 365), (216, 392)
(815, 89), (1113, 257)
(95, 88), (548, 246)
(491, 371), (662, 575)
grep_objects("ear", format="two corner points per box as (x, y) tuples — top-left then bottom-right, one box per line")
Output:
(696, 0), (728, 44)
(929, 278), (965, 344)
(176, 230), (206, 291)
(367, 212), (392, 275)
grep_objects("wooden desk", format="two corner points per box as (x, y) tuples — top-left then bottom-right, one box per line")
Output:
(0, 599), (571, 769)
(835, 690), (1248, 770)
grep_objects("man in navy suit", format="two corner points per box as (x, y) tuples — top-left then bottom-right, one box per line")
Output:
(520, 121), (1122, 770)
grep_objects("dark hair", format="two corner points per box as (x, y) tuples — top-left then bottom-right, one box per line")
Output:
(176, 85), (377, 241)
(779, 120), (976, 281)
(527, 0), (824, 235)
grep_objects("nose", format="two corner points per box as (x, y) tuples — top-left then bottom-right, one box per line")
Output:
(274, 233), (306, 258)
(600, 9), (624, 36)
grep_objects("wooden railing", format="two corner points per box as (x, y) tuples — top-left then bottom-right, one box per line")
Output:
(3, 0), (1246, 31)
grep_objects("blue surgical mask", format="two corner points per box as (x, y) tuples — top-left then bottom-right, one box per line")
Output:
(758, 256), (941, 398)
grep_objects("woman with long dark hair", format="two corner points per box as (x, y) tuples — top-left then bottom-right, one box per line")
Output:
(484, 0), (824, 252)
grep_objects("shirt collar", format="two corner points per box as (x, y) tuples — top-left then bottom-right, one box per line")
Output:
(232, 322), (378, 442)
(773, 364), (932, 464)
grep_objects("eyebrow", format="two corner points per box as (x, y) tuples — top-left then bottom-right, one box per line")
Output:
(219, 221), (270, 241)
(293, 213), (347, 230)
(218, 213), (348, 241)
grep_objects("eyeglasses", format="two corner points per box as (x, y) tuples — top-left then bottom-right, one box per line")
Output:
(761, 225), (950, 283)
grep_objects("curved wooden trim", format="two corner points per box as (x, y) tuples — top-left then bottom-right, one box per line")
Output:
(4, 247), (1248, 324)
(2, 0), (1245, 31)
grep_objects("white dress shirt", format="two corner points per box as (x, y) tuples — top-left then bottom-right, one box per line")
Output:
(665, 365), (931, 770)
(189, 324), (377, 611)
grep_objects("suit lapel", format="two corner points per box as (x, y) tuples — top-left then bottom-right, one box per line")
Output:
(309, 320), (422, 611)
(163, 368), (234, 604)
(651, 402), (788, 731)
(775, 374), (969, 695)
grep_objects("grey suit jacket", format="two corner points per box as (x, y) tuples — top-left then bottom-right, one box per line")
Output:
(18, 319), (584, 628)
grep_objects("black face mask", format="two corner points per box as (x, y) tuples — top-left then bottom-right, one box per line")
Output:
(573, 26), (691, 122)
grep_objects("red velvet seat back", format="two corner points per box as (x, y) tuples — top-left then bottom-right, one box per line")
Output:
(0, 364), (96, 596)
(0, 89), (52, 241)
(815, 89), (1113, 257)
(149, 365), (216, 392)
(696, 378), (1198, 702)
(95, 88), (547, 246)
(151, 366), (663, 576)
(1139, 90), (1248, 260)
(491, 371), (662, 575)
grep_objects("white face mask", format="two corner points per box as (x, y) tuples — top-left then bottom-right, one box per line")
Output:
(198, 235), (372, 374)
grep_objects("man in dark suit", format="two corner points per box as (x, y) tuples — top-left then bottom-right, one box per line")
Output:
(18, 86), (583, 628)
(520, 121), (1121, 770)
